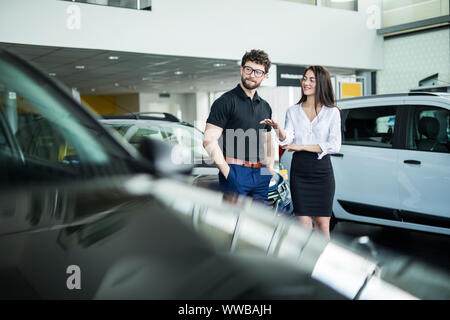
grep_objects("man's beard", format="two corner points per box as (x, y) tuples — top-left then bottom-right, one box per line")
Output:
(241, 75), (260, 90)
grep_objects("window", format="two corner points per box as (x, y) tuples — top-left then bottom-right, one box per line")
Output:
(160, 124), (210, 162)
(0, 116), (14, 162)
(343, 106), (397, 148)
(59, 0), (152, 10)
(104, 123), (165, 148)
(407, 106), (449, 153)
(0, 51), (135, 181)
(281, 0), (357, 11)
(102, 121), (210, 163)
(0, 83), (107, 166)
(383, 0), (449, 28)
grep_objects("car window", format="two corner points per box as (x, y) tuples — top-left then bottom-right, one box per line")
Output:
(159, 124), (209, 161)
(343, 106), (397, 148)
(0, 52), (135, 182)
(126, 126), (165, 146)
(103, 121), (210, 163)
(0, 114), (15, 161)
(407, 106), (450, 153)
(102, 123), (166, 148)
(0, 84), (108, 169)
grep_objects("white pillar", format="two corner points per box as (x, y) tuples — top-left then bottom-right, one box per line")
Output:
(195, 92), (210, 132)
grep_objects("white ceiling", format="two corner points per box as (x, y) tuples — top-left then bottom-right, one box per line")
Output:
(0, 42), (356, 96)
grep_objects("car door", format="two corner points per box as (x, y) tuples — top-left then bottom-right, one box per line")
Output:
(397, 100), (450, 235)
(332, 101), (402, 225)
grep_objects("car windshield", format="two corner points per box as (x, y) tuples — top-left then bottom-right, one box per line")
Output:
(0, 51), (137, 183)
(103, 121), (210, 164)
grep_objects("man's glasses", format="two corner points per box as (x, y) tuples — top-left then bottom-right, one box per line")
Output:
(243, 66), (266, 78)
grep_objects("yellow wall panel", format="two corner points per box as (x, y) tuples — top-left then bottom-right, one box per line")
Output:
(81, 95), (117, 115)
(341, 82), (362, 99)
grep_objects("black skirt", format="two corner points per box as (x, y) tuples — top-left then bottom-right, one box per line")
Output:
(289, 151), (335, 217)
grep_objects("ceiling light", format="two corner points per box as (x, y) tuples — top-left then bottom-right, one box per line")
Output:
(213, 63), (226, 67)
(174, 71), (184, 75)
(114, 83), (119, 87)
(48, 73), (56, 76)
(108, 56), (119, 60)
(91, 88), (96, 92)
(142, 77), (152, 81)
(75, 65), (85, 70)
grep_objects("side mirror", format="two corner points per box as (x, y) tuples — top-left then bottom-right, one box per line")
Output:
(138, 137), (194, 176)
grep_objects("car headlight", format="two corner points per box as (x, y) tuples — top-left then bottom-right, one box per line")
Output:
(277, 180), (289, 201)
(269, 173), (280, 188)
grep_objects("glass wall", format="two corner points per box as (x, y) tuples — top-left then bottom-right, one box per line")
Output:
(383, 0), (449, 27)
(60, 0), (152, 10)
(280, 0), (358, 12)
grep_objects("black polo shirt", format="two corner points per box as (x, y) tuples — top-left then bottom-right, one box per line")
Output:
(206, 84), (272, 162)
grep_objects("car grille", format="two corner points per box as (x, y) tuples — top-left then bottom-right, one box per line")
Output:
(268, 179), (290, 208)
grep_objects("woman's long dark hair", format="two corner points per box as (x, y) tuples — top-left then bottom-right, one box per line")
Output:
(297, 66), (341, 115)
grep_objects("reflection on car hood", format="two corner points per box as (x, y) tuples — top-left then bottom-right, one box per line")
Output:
(1, 175), (449, 299)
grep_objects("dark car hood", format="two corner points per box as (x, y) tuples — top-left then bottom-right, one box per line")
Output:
(0, 175), (341, 299)
(0, 175), (448, 299)
(0, 176), (219, 299)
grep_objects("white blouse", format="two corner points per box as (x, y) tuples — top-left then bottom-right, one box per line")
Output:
(277, 103), (342, 160)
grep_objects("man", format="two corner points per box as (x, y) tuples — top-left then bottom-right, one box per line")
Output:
(203, 49), (275, 203)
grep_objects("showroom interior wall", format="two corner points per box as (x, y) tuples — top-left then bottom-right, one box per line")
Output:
(377, 27), (450, 94)
(140, 92), (187, 120)
(0, 0), (383, 128)
(0, 0), (383, 69)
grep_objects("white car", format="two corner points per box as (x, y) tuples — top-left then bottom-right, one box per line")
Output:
(280, 92), (450, 235)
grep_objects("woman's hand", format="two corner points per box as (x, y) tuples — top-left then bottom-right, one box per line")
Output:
(260, 119), (280, 130)
(281, 144), (303, 152)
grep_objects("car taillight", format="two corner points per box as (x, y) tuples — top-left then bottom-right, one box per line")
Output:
(279, 146), (285, 160)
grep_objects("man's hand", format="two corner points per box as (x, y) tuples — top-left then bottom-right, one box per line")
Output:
(203, 123), (230, 178)
(223, 165), (231, 179)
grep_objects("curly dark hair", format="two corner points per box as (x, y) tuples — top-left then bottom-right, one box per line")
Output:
(241, 49), (271, 73)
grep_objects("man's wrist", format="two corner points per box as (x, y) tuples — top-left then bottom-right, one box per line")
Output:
(218, 163), (230, 176)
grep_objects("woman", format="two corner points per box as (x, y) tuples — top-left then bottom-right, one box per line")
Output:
(260, 66), (341, 239)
